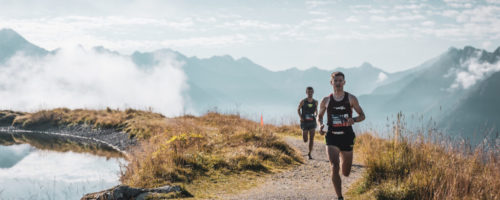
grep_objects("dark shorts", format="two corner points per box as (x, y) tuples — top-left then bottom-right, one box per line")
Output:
(325, 127), (356, 151)
(300, 121), (317, 130)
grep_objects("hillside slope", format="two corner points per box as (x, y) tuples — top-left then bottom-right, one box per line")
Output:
(360, 46), (500, 137)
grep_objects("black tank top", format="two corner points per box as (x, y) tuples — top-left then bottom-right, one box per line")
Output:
(301, 98), (317, 122)
(327, 92), (353, 132)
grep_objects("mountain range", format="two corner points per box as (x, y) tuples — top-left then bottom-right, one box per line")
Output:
(1, 28), (498, 138)
(360, 46), (500, 139)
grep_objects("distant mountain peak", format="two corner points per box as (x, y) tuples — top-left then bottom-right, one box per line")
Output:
(444, 46), (499, 63)
(283, 67), (300, 72)
(447, 46), (481, 55)
(463, 45), (478, 51)
(237, 57), (253, 64)
(356, 62), (387, 73)
(92, 46), (121, 55)
(0, 28), (28, 44)
(209, 55), (235, 61)
(360, 62), (374, 68)
(307, 66), (321, 71)
(154, 48), (177, 54)
(447, 46), (459, 53)
(0, 28), (48, 62)
(462, 46), (484, 56)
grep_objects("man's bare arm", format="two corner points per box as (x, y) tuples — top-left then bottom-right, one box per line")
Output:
(297, 100), (304, 121)
(350, 95), (365, 123)
(317, 97), (328, 134)
(314, 100), (318, 117)
(317, 97), (327, 125)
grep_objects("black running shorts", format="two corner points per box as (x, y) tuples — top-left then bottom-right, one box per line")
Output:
(300, 121), (317, 130)
(325, 127), (356, 151)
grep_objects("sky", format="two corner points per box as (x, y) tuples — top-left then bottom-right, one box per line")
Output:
(0, 0), (499, 72)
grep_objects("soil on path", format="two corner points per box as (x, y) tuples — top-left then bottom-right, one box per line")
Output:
(223, 136), (364, 200)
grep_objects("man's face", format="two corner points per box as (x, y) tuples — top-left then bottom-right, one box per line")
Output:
(332, 76), (345, 89)
(306, 89), (314, 97)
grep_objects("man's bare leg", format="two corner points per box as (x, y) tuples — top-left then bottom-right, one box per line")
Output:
(326, 145), (342, 197)
(302, 129), (308, 143)
(308, 129), (315, 157)
(340, 151), (353, 176)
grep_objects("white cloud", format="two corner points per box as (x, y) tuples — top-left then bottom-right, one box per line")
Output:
(370, 14), (425, 22)
(0, 14), (257, 53)
(421, 20), (435, 26)
(442, 10), (460, 17)
(0, 47), (187, 116)
(160, 34), (249, 47)
(350, 5), (372, 9)
(448, 3), (473, 8)
(367, 9), (385, 14)
(376, 72), (388, 83)
(450, 56), (500, 89)
(443, 0), (475, 8)
(325, 31), (407, 40)
(308, 10), (328, 16)
(0, 16), (208, 51)
(345, 16), (359, 22)
(486, 0), (500, 4)
(0, 1), (498, 72)
(394, 4), (426, 10)
(482, 41), (492, 48)
(455, 5), (500, 23)
(443, 0), (473, 2)
(305, 0), (336, 9)
(234, 20), (284, 30)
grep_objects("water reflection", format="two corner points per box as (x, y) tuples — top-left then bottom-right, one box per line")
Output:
(0, 144), (32, 168)
(0, 144), (125, 200)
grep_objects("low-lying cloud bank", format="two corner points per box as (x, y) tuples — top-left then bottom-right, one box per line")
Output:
(450, 56), (500, 89)
(0, 47), (187, 116)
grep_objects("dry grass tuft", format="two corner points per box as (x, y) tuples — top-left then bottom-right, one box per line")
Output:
(0, 110), (25, 126)
(7, 108), (166, 139)
(272, 123), (325, 143)
(350, 117), (500, 200)
(120, 112), (303, 191)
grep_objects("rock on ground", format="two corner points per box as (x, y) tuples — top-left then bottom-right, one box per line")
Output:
(81, 185), (191, 200)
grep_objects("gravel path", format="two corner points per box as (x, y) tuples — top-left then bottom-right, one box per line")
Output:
(223, 136), (364, 200)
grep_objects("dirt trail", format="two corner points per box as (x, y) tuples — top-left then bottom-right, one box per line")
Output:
(223, 136), (364, 200)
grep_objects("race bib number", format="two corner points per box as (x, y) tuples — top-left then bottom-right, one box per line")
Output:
(304, 113), (315, 121)
(331, 114), (349, 127)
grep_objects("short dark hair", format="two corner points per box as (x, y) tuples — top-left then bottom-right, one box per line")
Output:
(331, 71), (345, 79)
(306, 86), (314, 91)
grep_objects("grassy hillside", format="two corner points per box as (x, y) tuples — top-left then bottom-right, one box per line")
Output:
(1, 108), (303, 198)
(4, 108), (497, 199)
(2, 108), (167, 139)
(348, 116), (499, 200)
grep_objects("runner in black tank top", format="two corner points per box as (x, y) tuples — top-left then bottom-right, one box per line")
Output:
(297, 87), (318, 159)
(317, 72), (366, 200)
(326, 92), (355, 151)
(301, 97), (317, 129)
